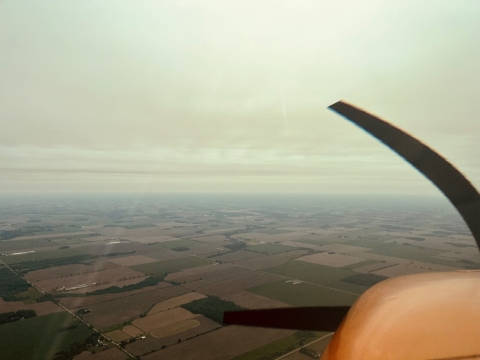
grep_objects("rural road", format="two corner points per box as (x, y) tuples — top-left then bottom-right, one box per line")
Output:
(275, 332), (333, 360)
(0, 259), (136, 359)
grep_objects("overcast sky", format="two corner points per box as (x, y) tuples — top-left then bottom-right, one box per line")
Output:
(1, 0), (479, 195)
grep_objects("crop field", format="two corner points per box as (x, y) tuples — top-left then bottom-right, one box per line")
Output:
(150, 318), (200, 338)
(264, 260), (357, 286)
(132, 307), (196, 332)
(76, 242), (147, 256)
(0, 297), (63, 316)
(297, 252), (367, 267)
(192, 235), (227, 243)
(196, 271), (283, 298)
(126, 315), (221, 356)
(108, 255), (158, 266)
(152, 239), (204, 250)
(59, 282), (172, 309)
(148, 292), (206, 315)
(326, 280), (370, 295)
(165, 263), (233, 281)
(75, 347), (128, 360)
(245, 243), (299, 255)
(82, 285), (190, 329)
(212, 250), (264, 263)
(342, 273), (388, 287)
(0, 248), (82, 264)
(248, 280), (359, 306)
(0, 238), (56, 253)
(224, 291), (290, 309)
(25, 262), (145, 293)
(131, 256), (214, 277)
(105, 329), (130, 342)
(235, 254), (290, 270)
(167, 265), (250, 290)
(0, 311), (94, 360)
(142, 325), (293, 360)
(231, 331), (326, 360)
(122, 325), (143, 336)
(22, 261), (117, 281)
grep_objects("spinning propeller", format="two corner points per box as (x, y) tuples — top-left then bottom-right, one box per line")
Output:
(223, 101), (480, 332)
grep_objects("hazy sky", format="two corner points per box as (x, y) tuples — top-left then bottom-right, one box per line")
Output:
(1, 0), (479, 195)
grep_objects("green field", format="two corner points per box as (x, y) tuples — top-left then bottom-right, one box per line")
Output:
(340, 259), (378, 270)
(245, 243), (298, 255)
(0, 311), (94, 360)
(131, 256), (214, 276)
(0, 248), (82, 264)
(342, 273), (387, 287)
(248, 280), (358, 307)
(232, 331), (326, 360)
(151, 239), (203, 250)
(264, 260), (356, 286)
(325, 280), (370, 295)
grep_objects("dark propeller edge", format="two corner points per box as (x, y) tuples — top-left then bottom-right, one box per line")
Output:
(328, 101), (480, 251)
(223, 306), (350, 331)
(223, 101), (480, 331)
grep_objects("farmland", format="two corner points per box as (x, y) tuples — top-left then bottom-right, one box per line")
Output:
(264, 260), (357, 286)
(248, 280), (359, 306)
(245, 243), (299, 255)
(131, 256), (214, 277)
(0, 311), (94, 360)
(0, 194), (478, 359)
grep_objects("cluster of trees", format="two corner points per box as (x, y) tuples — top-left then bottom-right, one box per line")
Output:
(10, 254), (97, 275)
(52, 333), (100, 360)
(171, 247), (189, 252)
(181, 296), (245, 325)
(0, 309), (36, 324)
(0, 267), (31, 301)
(104, 251), (136, 257)
(0, 226), (53, 240)
(85, 275), (164, 296)
(224, 241), (247, 251)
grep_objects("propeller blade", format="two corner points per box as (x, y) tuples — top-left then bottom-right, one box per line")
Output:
(223, 306), (350, 331)
(329, 101), (480, 251)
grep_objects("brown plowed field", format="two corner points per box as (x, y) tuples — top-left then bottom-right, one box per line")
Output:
(82, 286), (190, 329)
(59, 282), (172, 310)
(73, 347), (128, 360)
(0, 298), (63, 316)
(166, 265), (251, 290)
(196, 271), (283, 297)
(224, 291), (290, 309)
(126, 315), (221, 356)
(141, 325), (293, 360)
(148, 292), (206, 315)
(132, 307), (195, 333)
(25, 262), (145, 293)
(150, 319), (200, 338)
(122, 325), (143, 336)
(105, 330), (130, 342)
(24, 261), (117, 281)
(165, 263), (233, 281)
(108, 255), (158, 266)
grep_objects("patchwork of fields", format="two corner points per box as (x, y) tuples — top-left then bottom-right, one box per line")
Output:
(1, 196), (478, 359)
